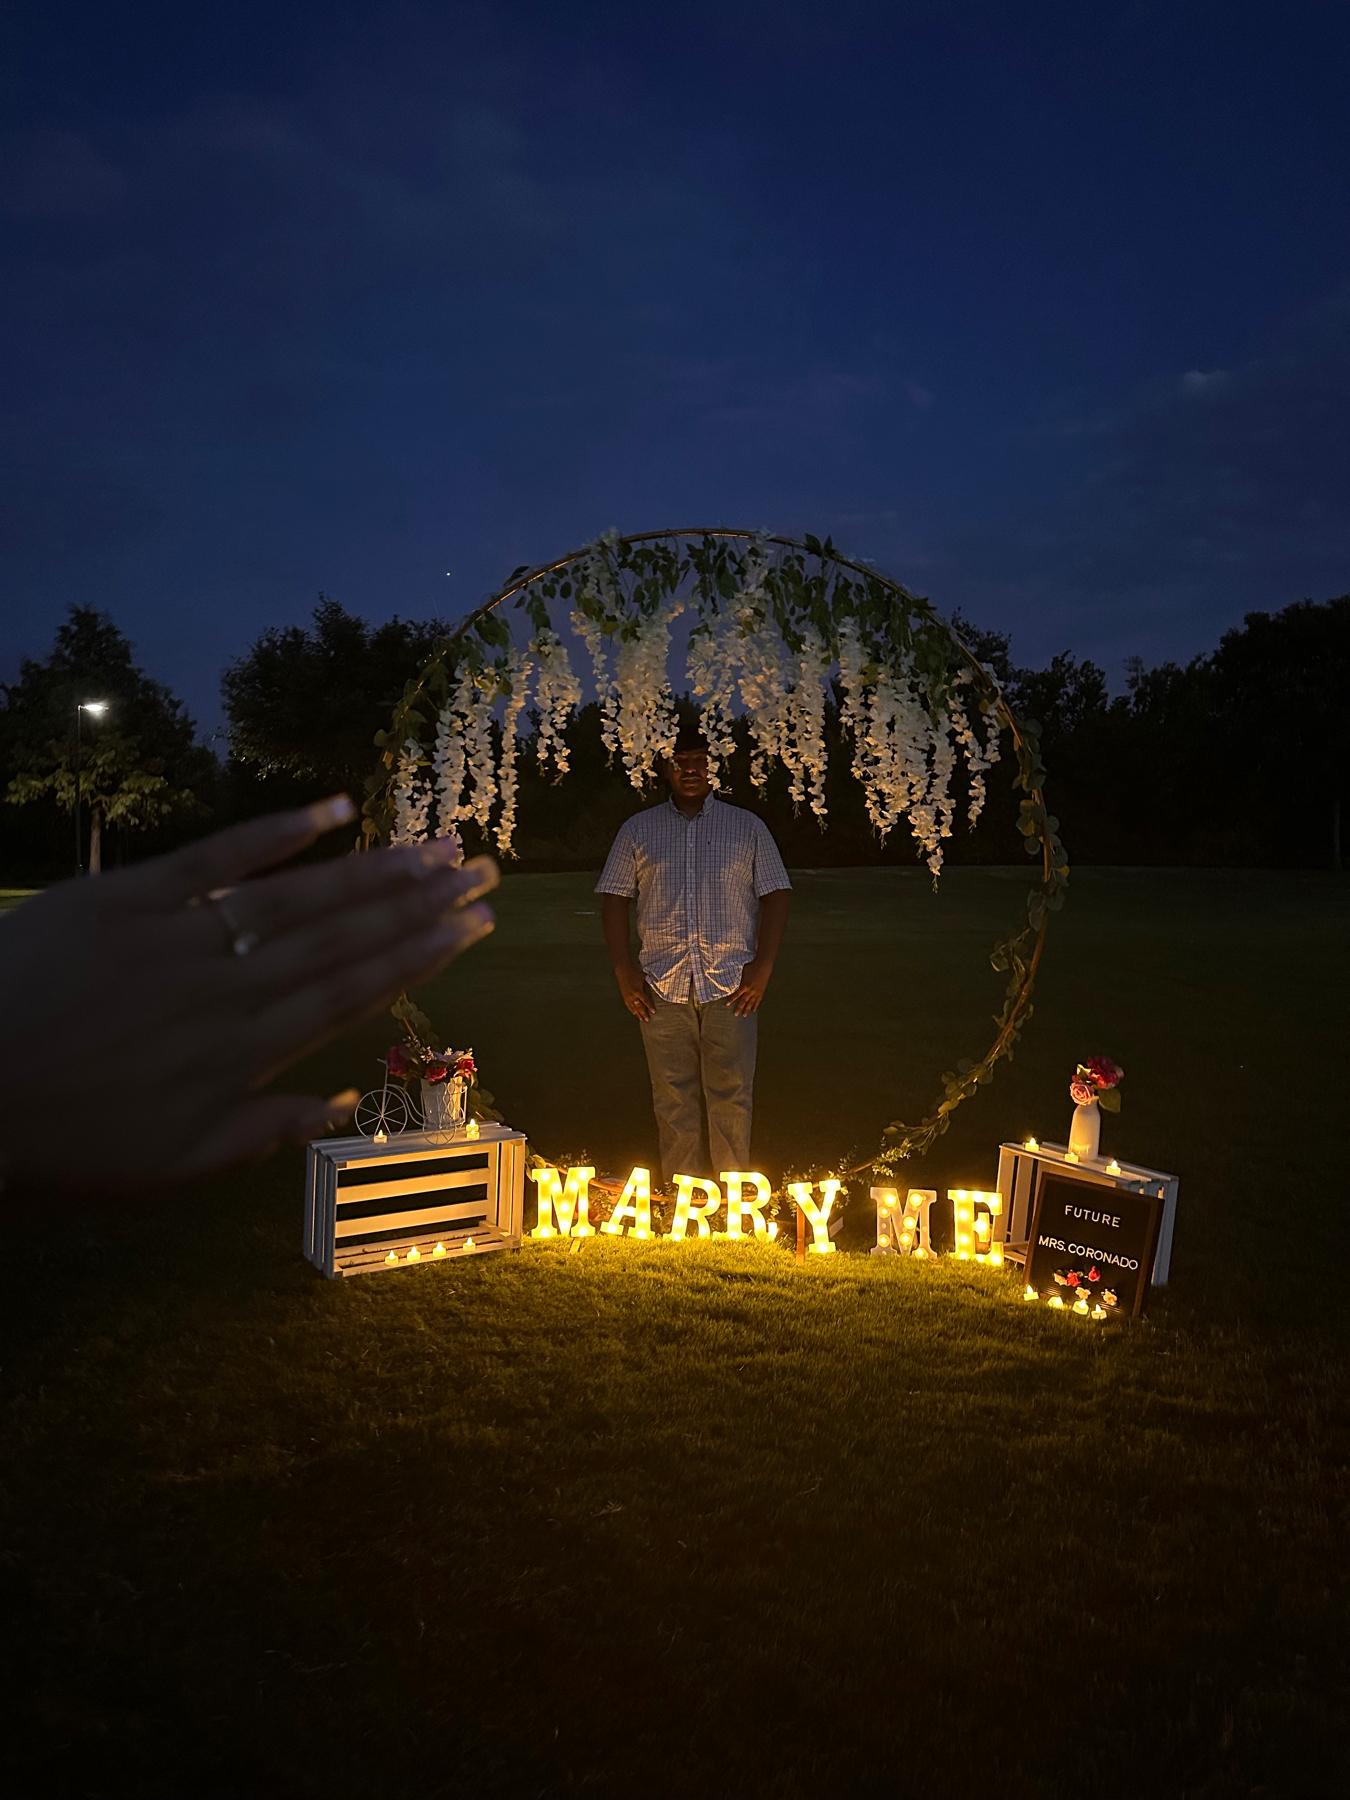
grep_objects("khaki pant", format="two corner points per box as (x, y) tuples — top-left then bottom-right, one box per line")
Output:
(639, 994), (757, 1185)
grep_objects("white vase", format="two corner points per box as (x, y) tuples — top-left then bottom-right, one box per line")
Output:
(1068, 1100), (1100, 1161)
(421, 1076), (468, 1136)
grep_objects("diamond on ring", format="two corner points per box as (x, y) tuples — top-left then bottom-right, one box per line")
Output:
(212, 893), (259, 957)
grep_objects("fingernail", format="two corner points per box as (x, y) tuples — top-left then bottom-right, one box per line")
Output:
(308, 794), (356, 831)
(427, 862), (497, 907)
(463, 854), (500, 889)
(431, 901), (494, 946)
(415, 835), (465, 873)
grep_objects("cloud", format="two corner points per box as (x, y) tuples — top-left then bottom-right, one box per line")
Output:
(1180, 368), (1229, 396)
(921, 289), (1350, 666)
(0, 129), (127, 218)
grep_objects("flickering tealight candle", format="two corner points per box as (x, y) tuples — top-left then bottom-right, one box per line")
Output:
(1105, 1158), (1121, 1176)
(1024, 1136), (1039, 1151)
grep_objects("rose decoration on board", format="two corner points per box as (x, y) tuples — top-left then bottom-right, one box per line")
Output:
(1069, 1055), (1125, 1114)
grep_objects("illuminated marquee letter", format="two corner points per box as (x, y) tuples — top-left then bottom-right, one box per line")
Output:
(788, 1178), (842, 1254)
(529, 1165), (596, 1239)
(668, 1175), (722, 1241)
(871, 1187), (937, 1257)
(600, 1166), (654, 1240)
(721, 1171), (773, 1239)
(949, 1188), (1003, 1264)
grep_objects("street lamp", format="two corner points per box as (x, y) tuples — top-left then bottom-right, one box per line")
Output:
(75, 701), (108, 876)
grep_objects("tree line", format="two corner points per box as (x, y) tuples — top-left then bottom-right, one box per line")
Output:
(3, 592), (1346, 880)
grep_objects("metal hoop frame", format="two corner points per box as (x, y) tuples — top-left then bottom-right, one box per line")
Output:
(367, 527), (1067, 1176)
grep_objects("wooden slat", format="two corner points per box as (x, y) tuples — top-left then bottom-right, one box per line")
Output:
(334, 1169), (493, 1206)
(334, 1196), (490, 1239)
(335, 1227), (506, 1275)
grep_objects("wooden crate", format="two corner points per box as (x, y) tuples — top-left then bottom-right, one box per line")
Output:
(994, 1140), (1179, 1286)
(304, 1125), (527, 1278)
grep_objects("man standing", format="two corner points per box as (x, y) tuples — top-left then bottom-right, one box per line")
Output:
(596, 727), (792, 1185)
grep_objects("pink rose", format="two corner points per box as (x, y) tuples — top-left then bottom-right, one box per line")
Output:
(1070, 1078), (1096, 1106)
(423, 1059), (449, 1084)
(454, 1056), (476, 1078)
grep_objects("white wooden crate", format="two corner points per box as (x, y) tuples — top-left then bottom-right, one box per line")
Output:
(304, 1125), (527, 1278)
(994, 1140), (1179, 1286)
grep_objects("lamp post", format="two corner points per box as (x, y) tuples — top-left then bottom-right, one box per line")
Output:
(74, 701), (108, 876)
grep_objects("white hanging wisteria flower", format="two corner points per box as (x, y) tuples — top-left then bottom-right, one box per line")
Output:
(612, 602), (683, 788)
(432, 674), (471, 831)
(443, 668), (497, 835)
(531, 628), (582, 779)
(570, 605), (621, 764)
(949, 685), (1001, 827)
(390, 737), (433, 846)
(383, 531), (1012, 889)
(494, 647), (533, 856)
(684, 608), (742, 782)
(915, 707), (957, 880)
(784, 624), (830, 823)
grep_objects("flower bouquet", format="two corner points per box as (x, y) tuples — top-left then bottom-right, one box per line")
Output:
(1067, 1055), (1124, 1160)
(387, 996), (502, 1134)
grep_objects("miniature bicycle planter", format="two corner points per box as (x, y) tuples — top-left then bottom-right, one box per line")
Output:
(353, 1059), (478, 1144)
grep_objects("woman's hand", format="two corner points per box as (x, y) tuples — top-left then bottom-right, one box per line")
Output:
(0, 795), (499, 1195)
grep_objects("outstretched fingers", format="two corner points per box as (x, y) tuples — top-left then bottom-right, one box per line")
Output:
(218, 841), (494, 951)
(233, 855), (499, 1001)
(173, 1088), (362, 1180)
(244, 903), (496, 1086)
(137, 795), (360, 907)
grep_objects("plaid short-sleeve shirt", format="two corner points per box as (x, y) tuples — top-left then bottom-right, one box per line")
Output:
(595, 795), (792, 1002)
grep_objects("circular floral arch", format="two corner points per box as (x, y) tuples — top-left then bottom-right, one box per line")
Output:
(364, 528), (1069, 1174)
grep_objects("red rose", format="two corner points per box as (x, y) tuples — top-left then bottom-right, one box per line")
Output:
(1085, 1056), (1123, 1090)
(1087, 1267), (1100, 1282)
(387, 1044), (412, 1079)
(1065, 1271), (1080, 1287)
(454, 1056), (476, 1078)
(423, 1059), (449, 1084)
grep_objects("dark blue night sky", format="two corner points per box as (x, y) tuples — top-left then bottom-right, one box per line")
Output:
(4, 0), (1348, 731)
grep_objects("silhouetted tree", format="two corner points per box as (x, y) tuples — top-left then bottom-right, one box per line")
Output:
(0, 608), (215, 876)
(223, 597), (453, 810)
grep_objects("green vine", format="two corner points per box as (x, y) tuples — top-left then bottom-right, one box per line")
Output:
(364, 528), (1068, 1176)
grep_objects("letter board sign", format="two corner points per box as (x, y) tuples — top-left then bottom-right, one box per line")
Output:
(1025, 1171), (1164, 1318)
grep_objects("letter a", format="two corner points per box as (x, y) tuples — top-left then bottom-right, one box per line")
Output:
(600, 1166), (654, 1240)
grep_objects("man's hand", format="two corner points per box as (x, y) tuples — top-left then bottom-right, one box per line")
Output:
(731, 956), (774, 1017)
(615, 959), (655, 1021)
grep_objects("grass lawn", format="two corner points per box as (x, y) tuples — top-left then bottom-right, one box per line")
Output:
(3, 867), (1347, 1798)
